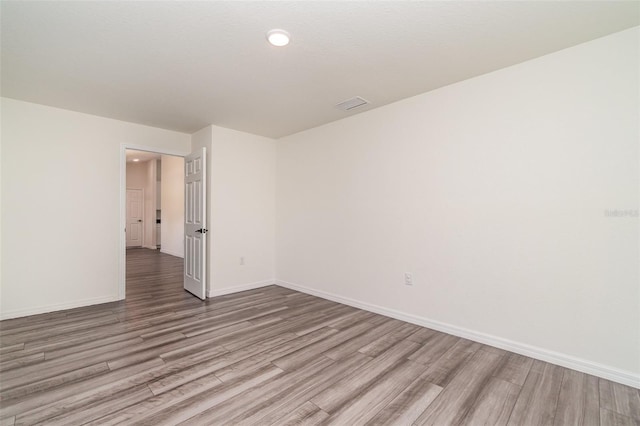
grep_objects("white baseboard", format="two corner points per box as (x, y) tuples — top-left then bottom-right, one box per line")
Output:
(143, 245), (157, 250)
(0, 295), (120, 321)
(160, 248), (184, 258)
(275, 279), (640, 389)
(207, 279), (276, 298)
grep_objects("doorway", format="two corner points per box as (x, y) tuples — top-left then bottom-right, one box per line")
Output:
(119, 144), (188, 300)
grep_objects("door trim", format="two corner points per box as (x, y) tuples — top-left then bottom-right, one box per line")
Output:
(119, 143), (189, 300)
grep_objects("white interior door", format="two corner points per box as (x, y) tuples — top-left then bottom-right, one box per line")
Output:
(184, 147), (207, 299)
(126, 189), (143, 247)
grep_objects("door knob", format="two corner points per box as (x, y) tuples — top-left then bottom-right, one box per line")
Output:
(195, 228), (209, 234)
(137, 219), (142, 222)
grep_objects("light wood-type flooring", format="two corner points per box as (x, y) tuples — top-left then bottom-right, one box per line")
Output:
(0, 248), (638, 425)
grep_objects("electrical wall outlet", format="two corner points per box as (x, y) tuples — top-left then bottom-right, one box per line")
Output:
(240, 257), (245, 266)
(404, 272), (413, 286)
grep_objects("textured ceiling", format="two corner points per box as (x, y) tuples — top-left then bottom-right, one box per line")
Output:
(2, 1), (638, 138)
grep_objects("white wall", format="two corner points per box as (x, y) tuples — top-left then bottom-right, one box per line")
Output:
(0, 98), (191, 319)
(192, 125), (277, 297)
(126, 162), (147, 189)
(160, 155), (185, 258)
(276, 27), (639, 383)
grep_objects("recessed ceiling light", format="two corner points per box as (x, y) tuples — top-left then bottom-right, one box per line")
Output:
(132, 158), (140, 162)
(267, 29), (290, 47)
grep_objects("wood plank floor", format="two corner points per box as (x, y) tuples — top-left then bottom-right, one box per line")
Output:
(1, 248), (638, 425)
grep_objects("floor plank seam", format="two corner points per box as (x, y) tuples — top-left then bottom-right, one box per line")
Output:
(551, 368), (567, 424)
(505, 357), (535, 425)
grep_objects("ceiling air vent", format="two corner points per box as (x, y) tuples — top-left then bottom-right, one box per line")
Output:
(335, 96), (369, 111)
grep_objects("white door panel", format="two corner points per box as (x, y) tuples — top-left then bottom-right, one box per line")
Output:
(126, 189), (143, 247)
(183, 148), (207, 299)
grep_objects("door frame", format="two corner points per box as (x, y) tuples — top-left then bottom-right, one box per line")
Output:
(119, 143), (189, 300)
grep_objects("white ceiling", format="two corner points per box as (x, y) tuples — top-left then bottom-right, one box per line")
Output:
(2, 1), (638, 138)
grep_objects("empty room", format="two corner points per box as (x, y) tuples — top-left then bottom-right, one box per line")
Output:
(0, 1), (638, 425)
